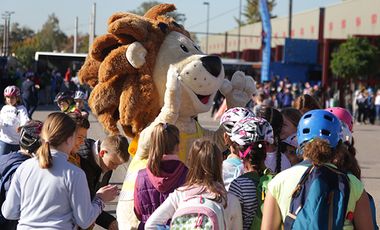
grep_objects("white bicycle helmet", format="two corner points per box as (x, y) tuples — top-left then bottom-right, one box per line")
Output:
(220, 107), (254, 136)
(74, 90), (87, 100)
(230, 117), (274, 146)
(4, 85), (20, 97)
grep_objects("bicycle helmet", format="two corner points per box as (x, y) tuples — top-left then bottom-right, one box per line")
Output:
(231, 117), (274, 145)
(297, 109), (342, 150)
(19, 120), (43, 153)
(54, 91), (73, 103)
(74, 90), (87, 100)
(220, 107), (254, 136)
(4, 85), (21, 97)
(340, 122), (353, 145)
(325, 107), (353, 132)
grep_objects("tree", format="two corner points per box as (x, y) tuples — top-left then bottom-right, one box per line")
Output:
(236, 0), (277, 26)
(131, 1), (186, 24)
(35, 14), (67, 52)
(331, 37), (380, 79)
(10, 23), (35, 43)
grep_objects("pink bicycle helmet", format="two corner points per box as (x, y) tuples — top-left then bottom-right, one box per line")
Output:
(220, 107), (254, 136)
(4, 85), (21, 97)
(325, 107), (353, 132)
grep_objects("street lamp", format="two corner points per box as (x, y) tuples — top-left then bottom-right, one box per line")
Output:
(203, 2), (210, 54)
(1, 11), (15, 56)
(237, 0), (242, 59)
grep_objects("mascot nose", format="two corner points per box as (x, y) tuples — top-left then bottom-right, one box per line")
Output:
(200, 56), (222, 77)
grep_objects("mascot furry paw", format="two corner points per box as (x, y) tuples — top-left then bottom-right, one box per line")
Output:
(79, 4), (256, 229)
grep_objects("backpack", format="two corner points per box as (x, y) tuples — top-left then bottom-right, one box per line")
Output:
(284, 165), (350, 230)
(170, 190), (226, 230)
(242, 169), (275, 230)
(0, 162), (22, 223)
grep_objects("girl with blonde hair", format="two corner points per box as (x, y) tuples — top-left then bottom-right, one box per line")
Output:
(2, 112), (118, 229)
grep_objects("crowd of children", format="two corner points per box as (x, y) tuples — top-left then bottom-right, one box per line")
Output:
(0, 82), (379, 230)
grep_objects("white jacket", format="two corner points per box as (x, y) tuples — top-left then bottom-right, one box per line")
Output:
(0, 104), (30, 144)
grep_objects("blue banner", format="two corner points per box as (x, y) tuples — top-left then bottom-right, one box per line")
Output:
(259, 0), (271, 82)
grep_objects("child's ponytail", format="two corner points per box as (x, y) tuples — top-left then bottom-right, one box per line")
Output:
(37, 141), (53, 169)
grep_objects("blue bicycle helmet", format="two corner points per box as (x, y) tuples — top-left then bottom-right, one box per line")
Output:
(297, 109), (341, 150)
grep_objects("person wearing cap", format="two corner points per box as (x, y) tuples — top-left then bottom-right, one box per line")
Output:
(0, 120), (43, 229)
(73, 90), (89, 118)
(219, 107), (254, 190)
(54, 91), (79, 114)
(0, 86), (30, 155)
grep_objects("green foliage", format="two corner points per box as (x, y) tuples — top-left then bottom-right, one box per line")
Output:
(236, 0), (277, 26)
(130, 1), (186, 24)
(331, 37), (380, 78)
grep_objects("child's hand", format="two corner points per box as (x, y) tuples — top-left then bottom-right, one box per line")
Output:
(96, 184), (119, 202)
(16, 126), (21, 133)
(108, 220), (119, 230)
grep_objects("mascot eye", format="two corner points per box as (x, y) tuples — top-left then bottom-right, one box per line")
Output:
(194, 45), (200, 51)
(180, 44), (189, 53)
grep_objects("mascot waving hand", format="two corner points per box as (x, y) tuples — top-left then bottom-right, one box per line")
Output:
(79, 4), (256, 229)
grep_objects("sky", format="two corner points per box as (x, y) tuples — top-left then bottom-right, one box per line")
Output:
(2, 0), (341, 37)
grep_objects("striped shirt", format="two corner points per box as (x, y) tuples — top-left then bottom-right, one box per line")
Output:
(228, 172), (259, 230)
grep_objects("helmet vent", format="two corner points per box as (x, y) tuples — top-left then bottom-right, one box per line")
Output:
(321, 129), (331, 136)
(304, 114), (312, 119)
(324, 114), (333, 121)
(303, 128), (310, 134)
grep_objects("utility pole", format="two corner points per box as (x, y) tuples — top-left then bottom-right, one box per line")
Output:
(2, 16), (7, 56)
(237, 0), (242, 59)
(74, 17), (78, 53)
(2, 11), (14, 56)
(203, 2), (210, 54)
(89, 3), (96, 50)
(288, 0), (293, 38)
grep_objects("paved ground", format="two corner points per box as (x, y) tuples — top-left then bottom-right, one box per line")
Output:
(32, 105), (380, 229)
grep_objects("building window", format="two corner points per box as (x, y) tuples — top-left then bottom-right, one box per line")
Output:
(371, 14), (377, 25)
(341, 19), (346, 29)
(356, 17), (361, 27)
(310, 25), (314, 34)
(300, 27), (304, 36)
(329, 22), (333, 31)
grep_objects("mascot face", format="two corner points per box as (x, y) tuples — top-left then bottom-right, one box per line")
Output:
(153, 31), (225, 117)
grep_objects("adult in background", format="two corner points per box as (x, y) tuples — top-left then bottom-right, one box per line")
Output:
(21, 74), (38, 118)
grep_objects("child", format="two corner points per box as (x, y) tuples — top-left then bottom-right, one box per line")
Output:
(1, 112), (119, 229)
(74, 90), (89, 118)
(67, 112), (90, 167)
(228, 117), (274, 229)
(54, 91), (79, 113)
(262, 109), (373, 230)
(0, 120), (43, 230)
(145, 138), (242, 229)
(77, 134), (130, 230)
(0, 86), (30, 155)
(256, 106), (291, 173)
(134, 123), (187, 229)
(220, 107), (254, 190)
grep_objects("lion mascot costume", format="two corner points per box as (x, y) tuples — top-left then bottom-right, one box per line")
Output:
(78, 4), (256, 229)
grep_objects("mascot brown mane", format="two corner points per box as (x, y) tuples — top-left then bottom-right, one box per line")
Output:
(78, 4), (190, 137)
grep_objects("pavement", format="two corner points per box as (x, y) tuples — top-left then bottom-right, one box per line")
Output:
(32, 105), (380, 229)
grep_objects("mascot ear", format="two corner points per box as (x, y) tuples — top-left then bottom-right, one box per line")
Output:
(126, 42), (147, 69)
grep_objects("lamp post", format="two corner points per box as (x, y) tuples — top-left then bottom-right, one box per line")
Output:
(288, 0), (293, 38)
(203, 2), (210, 54)
(2, 11), (14, 56)
(237, 0), (242, 60)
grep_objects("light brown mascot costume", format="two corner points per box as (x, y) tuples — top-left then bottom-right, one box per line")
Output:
(79, 4), (256, 229)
